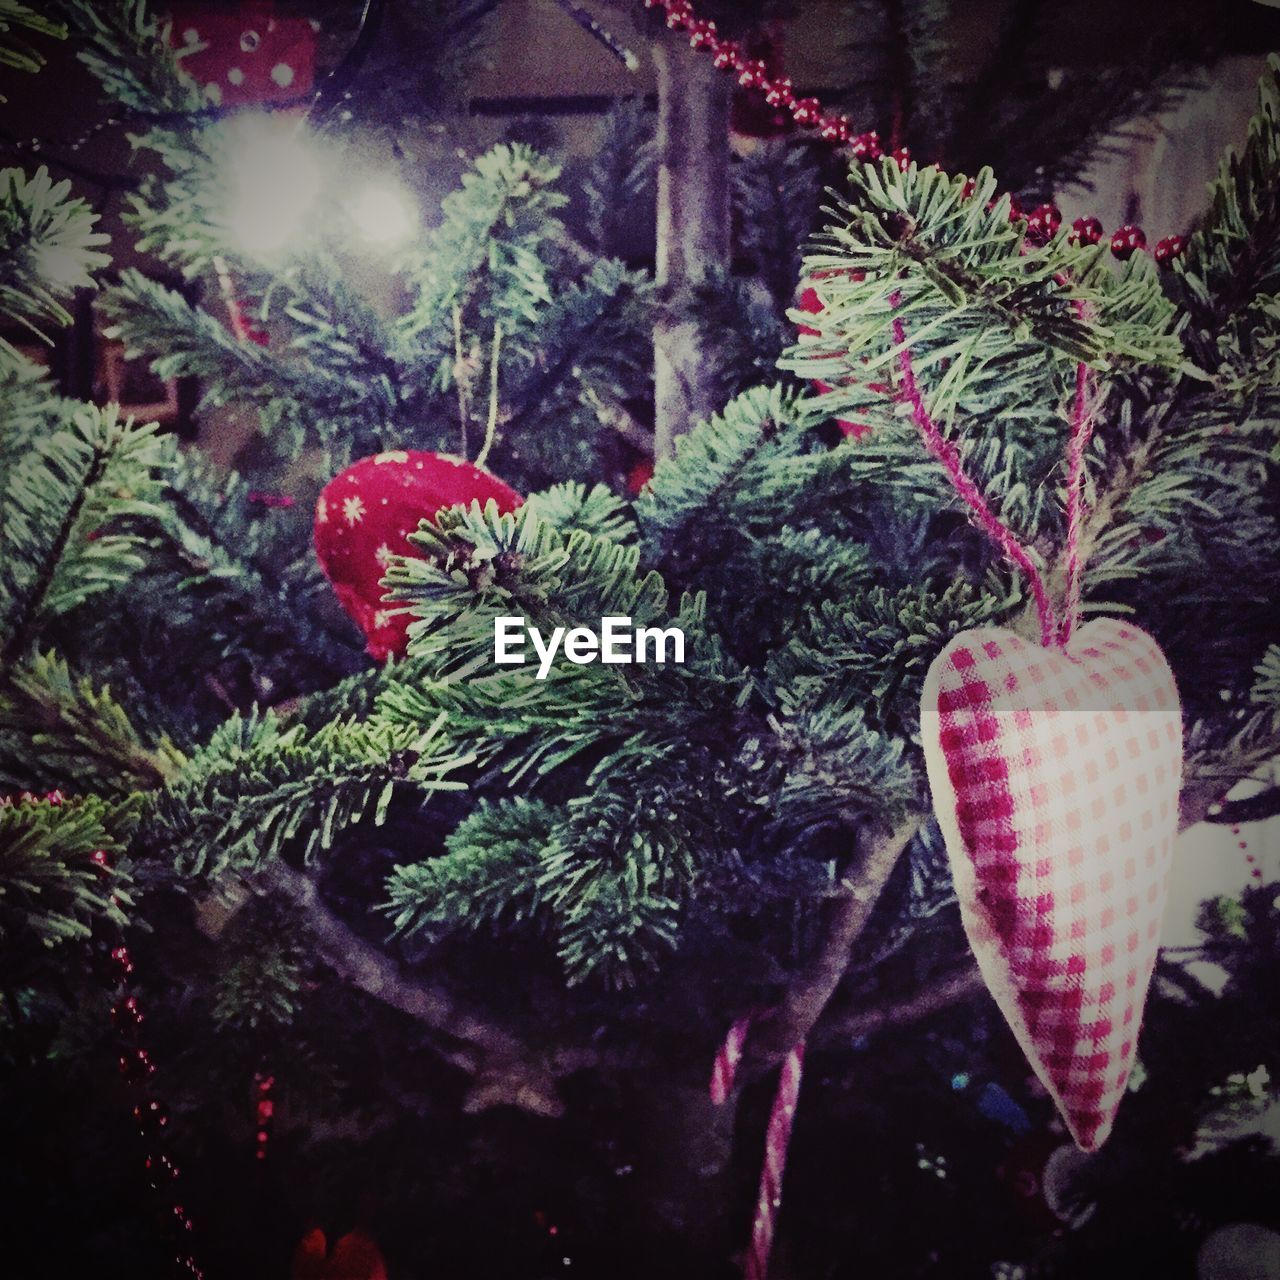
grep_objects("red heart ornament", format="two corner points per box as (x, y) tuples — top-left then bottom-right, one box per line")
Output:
(314, 450), (522, 662)
(920, 618), (1182, 1150)
(291, 1227), (388, 1280)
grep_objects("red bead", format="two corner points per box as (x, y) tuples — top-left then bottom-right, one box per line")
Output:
(111, 995), (144, 1029)
(764, 77), (794, 108)
(1026, 203), (1062, 245)
(850, 131), (881, 160)
(687, 19), (716, 48)
(133, 1097), (170, 1133)
(90, 848), (111, 870)
(961, 177), (977, 200)
(145, 1153), (180, 1186)
(892, 146), (912, 171)
(1110, 224), (1147, 260)
(791, 97), (822, 127)
(665, 2), (692, 30)
(738, 59), (768, 89)
(1154, 234), (1187, 265)
(819, 116), (851, 143)
(1070, 216), (1104, 247)
(119, 1047), (156, 1083)
(711, 40), (743, 71)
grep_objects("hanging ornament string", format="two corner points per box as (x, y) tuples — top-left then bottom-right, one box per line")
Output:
(643, 0), (1194, 266)
(710, 1015), (805, 1280)
(889, 292), (1060, 648)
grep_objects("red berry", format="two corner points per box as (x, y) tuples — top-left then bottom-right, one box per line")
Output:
(738, 59), (768, 89)
(820, 116), (851, 143)
(1026, 203), (1062, 245)
(1154, 234), (1187, 265)
(790, 97), (822, 127)
(961, 177), (977, 200)
(1110, 224), (1147, 260)
(892, 146), (912, 171)
(90, 848), (111, 870)
(112, 996), (144, 1029)
(664, 1), (692, 30)
(119, 1047), (156, 1083)
(1069, 216), (1104, 247)
(851, 131), (882, 160)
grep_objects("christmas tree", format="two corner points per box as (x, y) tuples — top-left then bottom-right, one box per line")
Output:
(1, 2), (1278, 1277)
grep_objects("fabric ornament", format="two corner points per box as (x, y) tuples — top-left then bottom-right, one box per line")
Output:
(314, 450), (522, 662)
(920, 619), (1182, 1150)
(167, 2), (317, 108)
(291, 1227), (388, 1280)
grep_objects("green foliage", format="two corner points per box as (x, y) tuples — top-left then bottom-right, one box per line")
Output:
(146, 710), (472, 877)
(386, 796), (557, 939)
(0, 1), (65, 84)
(0, 167), (109, 344)
(0, 403), (171, 667)
(0, 648), (184, 793)
(0, 792), (137, 948)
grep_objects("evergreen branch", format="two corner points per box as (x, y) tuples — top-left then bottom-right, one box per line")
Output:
(0, 166), (108, 343)
(821, 963), (986, 1043)
(0, 403), (171, 668)
(147, 710), (473, 876)
(0, 648), (185, 793)
(0, 791), (138, 948)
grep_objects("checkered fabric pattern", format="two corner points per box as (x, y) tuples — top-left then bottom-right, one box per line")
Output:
(920, 619), (1183, 1151)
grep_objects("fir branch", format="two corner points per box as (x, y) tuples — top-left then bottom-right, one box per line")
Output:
(0, 404), (171, 668)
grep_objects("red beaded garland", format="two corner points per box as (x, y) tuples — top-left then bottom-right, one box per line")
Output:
(1110, 223), (1147, 260)
(711, 40), (743, 70)
(1026, 203), (1062, 245)
(1070, 216), (1105, 247)
(791, 96), (822, 127)
(687, 19), (716, 48)
(764, 77), (794, 108)
(1154, 234), (1188, 265)
(851, 130), (882, 161)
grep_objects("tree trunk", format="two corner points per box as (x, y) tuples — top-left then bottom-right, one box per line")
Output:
(652, 24), (733, 460)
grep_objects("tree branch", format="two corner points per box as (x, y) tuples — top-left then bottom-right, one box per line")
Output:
(751, 816), (920, 1060)
(820, 965), (986, 1044)
(256, 859), (567, 1117)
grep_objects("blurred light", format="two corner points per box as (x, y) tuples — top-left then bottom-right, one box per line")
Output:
(224, 116), (321, 258)
(349, 182), (416, 249)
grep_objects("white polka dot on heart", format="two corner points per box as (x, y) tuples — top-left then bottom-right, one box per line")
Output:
(271, 63), (295, 88)
(227, 67), (245, 85)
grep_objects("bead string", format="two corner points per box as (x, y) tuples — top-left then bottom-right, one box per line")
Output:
(643, 0), (1191, 266)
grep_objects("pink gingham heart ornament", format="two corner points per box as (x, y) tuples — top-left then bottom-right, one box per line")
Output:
(921, 618), (1183, 1150)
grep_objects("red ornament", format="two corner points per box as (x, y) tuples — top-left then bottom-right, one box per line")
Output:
(891, 146), (912, 171)
(167, 2), (316, 109)
(1069, 216), (1104, 247)
(314, 450), (523, 663)
(961, 176), (977, 200)
(292, 1228), (388, 1280)
(625, 459), (655, 497)
(1110, 224), (1147, 260)
(1154, 234), (1188, 266)
(1026, 203), (1062, 246)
